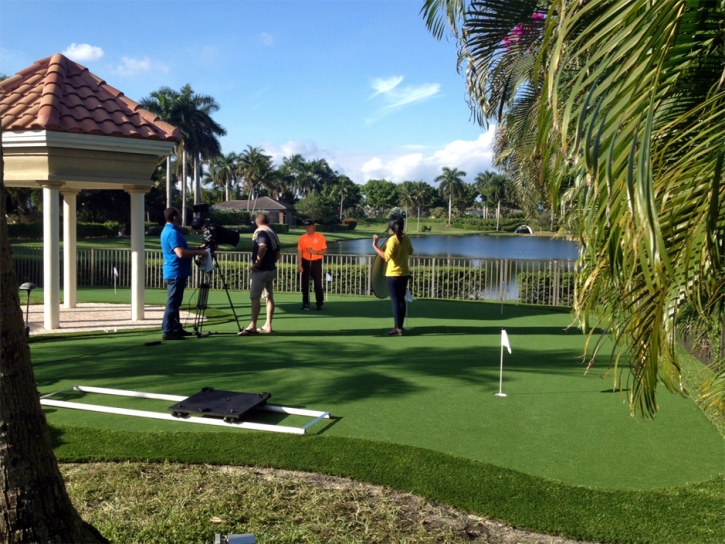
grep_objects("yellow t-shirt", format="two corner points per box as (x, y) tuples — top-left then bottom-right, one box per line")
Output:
(384, 234), (414, 276)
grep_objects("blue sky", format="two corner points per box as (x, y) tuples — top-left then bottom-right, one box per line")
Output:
(0, 0), (494, 184)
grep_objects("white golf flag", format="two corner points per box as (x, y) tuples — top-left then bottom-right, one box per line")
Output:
(113, 267), (119, 277)
(326, 273), (333, 282)
(404, 289), (413, 303)
(501, 329), (511, 354)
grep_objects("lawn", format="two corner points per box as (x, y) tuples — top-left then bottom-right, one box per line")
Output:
(33, 288), (724, 543)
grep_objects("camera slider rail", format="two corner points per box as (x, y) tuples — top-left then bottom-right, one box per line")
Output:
(40, 385), (331, 435)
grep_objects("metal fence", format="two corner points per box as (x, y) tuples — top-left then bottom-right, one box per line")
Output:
(11, 247), (577, 306)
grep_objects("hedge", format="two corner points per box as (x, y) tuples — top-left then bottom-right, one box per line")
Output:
(270, 223), (289, 234)
(314, 224), (347, 233)
(451, 217), (524, 232)
(8, 221), (120, 240)
(342, 219), (358, 230)
(208, 210), (251, 226)
(518, 272), (575, 306)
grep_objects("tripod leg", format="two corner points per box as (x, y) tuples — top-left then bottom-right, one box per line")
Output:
(213, 255), (243, 332)
(194, 283), (210, 337)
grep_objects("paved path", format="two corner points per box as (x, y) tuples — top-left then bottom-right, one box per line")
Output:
(25, 303), (196, 336)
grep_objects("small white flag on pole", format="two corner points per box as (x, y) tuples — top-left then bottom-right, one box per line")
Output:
(113, 266), (118, 294)
(496, 329), (511, 397)
(501, 329), (511, 354)
(324, 272), (332, 301)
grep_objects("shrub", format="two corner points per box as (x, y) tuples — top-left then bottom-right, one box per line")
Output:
(518, 271), (575, 306)
(342, 219), (358, 230)
(7, 221), (43, 240)
(314, 224), (348, 233)
(209, 210), (251, 226)
(295, 194), (339, 225)
(270, 223), (289, 234)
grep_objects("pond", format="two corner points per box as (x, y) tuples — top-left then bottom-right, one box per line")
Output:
(287, 234), (579, 260)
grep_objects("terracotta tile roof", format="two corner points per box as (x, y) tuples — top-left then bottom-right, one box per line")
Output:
(214, 198), (296, 211)
(0, 53), (180, 142)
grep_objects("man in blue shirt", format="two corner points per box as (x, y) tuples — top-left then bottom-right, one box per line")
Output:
(161, 207), (209, 340)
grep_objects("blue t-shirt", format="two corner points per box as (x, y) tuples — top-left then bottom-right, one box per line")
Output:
(161, 224), (192, 279)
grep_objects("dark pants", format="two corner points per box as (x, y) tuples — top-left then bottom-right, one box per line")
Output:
(386, 276), (410, 329)
(301, 259), (324, 306)
(162, 277), (187, 335)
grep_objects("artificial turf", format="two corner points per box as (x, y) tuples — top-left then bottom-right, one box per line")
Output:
(31, 287), (725, 542)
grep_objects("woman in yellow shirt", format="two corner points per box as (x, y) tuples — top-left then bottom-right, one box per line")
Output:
(373, 217), (414, 336)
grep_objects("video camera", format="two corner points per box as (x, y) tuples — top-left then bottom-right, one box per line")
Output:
(191, 203), (241, 248)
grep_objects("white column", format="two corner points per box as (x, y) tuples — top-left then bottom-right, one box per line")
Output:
(193, 154), (200, 205)
(181, 149), (187, 226)
(166, 155), (172, 209)
(62, 189), (79, 308)
(42, 183), (62, 330)
(126, 186), (147, 321)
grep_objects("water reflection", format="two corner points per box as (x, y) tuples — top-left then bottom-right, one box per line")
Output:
(284, 234), (578, 260)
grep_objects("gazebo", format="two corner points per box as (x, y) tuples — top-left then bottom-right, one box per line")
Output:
(1, 53), (179, 330)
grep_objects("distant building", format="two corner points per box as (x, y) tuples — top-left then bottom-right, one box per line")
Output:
(213, 197), (296, 226)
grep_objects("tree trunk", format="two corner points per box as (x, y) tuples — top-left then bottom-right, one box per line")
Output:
(447, 194), (452, 226)
(417, 206), (420, 234)
(0, 137), (107, 543)
(193, 154), (200, 205)
(339, 192), (344, 221)
(181, 148), (188, 226)
(496, 200), (501, 231)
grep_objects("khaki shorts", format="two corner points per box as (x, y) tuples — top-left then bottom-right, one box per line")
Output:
(250, 268), (277, 299)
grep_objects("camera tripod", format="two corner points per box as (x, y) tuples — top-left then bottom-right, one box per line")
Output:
(193, 253), (243, 337)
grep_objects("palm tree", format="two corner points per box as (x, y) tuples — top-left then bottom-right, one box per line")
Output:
(397, 181), (417, 231)
(238, 145), (275, 212)
(208, 152), (238, 201)
(411, 181), (429, 234)
(422, 0), (725, 417)
(140, 85), (226, 223)
(435, 166), (467, 226)
(331, 175), (355, 220)
(476, 171), (508, 231)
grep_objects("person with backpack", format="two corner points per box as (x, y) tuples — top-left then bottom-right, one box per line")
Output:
(239, 213), (280, 335)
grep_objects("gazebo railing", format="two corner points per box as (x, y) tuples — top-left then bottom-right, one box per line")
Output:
(11, 247), (576, 306)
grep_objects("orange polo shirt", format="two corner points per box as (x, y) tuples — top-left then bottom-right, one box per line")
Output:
(297, 232), (327, 261)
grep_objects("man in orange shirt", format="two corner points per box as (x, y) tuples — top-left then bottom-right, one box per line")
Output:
(297, 219), (328, 311)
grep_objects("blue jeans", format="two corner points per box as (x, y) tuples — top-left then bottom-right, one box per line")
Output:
(386, 276), (410, 329)
(162, 277), (187, 335)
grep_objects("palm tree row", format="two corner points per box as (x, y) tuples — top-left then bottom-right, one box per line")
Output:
(422, 0), (725, 417)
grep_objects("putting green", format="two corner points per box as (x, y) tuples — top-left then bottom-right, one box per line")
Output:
(33, 288), (723, 492)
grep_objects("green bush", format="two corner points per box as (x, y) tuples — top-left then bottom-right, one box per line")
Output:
(518, 272), (575, 306)
(314, 224), (348, 233)
(7, 222), (43, 240)
(270, 223), (289, 234)
(77, 221), (120, 238)
(209, 210), (251, 226)
(452, 217), (523, 232)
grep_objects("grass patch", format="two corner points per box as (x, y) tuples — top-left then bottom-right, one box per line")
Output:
(63, 462), (581, 544)
(53, 428), (724, 544)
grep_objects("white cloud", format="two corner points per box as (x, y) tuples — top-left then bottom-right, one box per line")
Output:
(260, 140), (344, 174)
(113, 56), (169, 77)
(62, 43), (104, 62)
(366, 76), (441, 124)
(238, 132), (495, 185)
(360, 132), (496, 183)
(370, 76), (404, 98)
(259, 33), (275, 46)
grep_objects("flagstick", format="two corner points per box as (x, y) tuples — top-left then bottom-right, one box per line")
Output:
(495, 328), (507, 397)
(495, 342), (507, 397)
